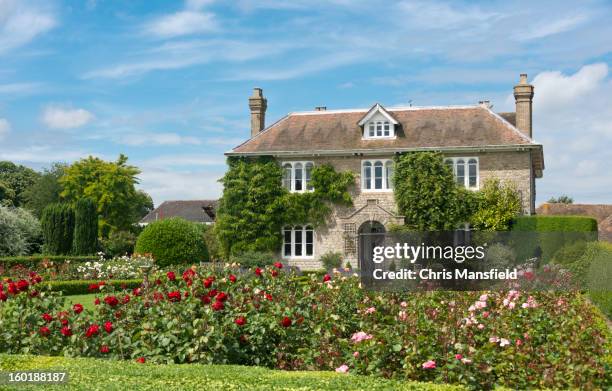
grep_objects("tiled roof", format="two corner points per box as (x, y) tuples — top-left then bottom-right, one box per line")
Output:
(230, 105), (538, 155)
(140, 200), (217, 224)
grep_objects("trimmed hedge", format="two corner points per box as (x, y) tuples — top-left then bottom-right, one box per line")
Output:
(44, 279), (142, 295)
(0, 354), (466, 391)
(0, 255), (96, 268)
(511, 216), (598, 262)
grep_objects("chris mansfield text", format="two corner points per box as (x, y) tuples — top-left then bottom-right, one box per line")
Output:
(373, 268), (518, 281)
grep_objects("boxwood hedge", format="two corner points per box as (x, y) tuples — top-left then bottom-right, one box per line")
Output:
(0, 255), (95, 268)
(44, 279), (142, 295)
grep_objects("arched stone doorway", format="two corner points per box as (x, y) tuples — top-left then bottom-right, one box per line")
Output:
(358, 221), (386, 274)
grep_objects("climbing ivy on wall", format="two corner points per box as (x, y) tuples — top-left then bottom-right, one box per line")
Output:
(215, 157), (354, 258)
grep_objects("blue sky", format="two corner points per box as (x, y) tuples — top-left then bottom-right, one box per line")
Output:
(0, 0), (611, 206)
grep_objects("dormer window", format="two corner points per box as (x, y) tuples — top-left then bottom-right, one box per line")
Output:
(359, 103), (398, 140)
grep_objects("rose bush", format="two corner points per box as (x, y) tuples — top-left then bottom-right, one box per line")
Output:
(0, 265), (609, 390)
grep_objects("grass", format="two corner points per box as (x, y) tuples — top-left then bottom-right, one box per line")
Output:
(63, 293), (97, 312)
(0, 354), (466, 391)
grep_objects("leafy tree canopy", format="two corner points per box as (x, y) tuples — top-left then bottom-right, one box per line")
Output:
(470, 178), (522, 231)
(547, 195), (574, 204)
(59, 154), (151, 236)
(0, 161), (40, 207)
(23, 162), (67, 217)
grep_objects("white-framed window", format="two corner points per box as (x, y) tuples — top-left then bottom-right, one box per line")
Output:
(283, 225), (314, 258)
(362, 159), (393, 191)
(282, 161), (314, 192)
(365, 121), (393, 139)
(444, 157), (479, 189)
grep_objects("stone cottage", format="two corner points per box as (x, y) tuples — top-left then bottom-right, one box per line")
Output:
(227, 74), (544, 269)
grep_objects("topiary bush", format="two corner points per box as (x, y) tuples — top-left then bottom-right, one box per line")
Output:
(73, 198), (98, 255)
(320, 251), (343, 270)
(229, 250), (278, 268)
(41, 203), (74, 255)
(134, 217), (208, 267)
(100, 230), (136, 257)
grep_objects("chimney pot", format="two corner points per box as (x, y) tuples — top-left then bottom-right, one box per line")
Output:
(249, 88), (267, 137)
(513, 73), (534, 138)
(478, 100), (491, 108)
(315, 106), (326, 111)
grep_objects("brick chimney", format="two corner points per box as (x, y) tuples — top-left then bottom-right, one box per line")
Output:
(513, 73), (534, 138)
(249, 87), (267, 138)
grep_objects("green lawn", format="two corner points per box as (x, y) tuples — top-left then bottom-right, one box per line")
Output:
(0, 355), (466, 391)
(63, 293), (97, 312)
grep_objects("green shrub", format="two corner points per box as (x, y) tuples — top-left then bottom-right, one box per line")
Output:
(230, 250), (278, 268)
(45, 279), (142, 295)
(469, 178), (521, 231)
(0, 206), (43, 256)
(41, 203), (75, 255)
(512, 215), (598, 232)
(73, 198), (98, 255)
(135, 217), (208, 267)
(583, 242), (612, 318)
(100, 230), (136, 257)
(320, 251), (343, 270)
(552, 241), (588, 265)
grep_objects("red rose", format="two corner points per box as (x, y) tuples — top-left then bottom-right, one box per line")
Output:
(104, 296), (119, 307)
(60, 326), (72, 337)
(183, 269), (196, 282)
(136, 357), (146, 364)
(94, 298), (101, 305)
(211, 301), (224, 311)
(17, 279), (29, 291)
(42, 313), (53, 323)
(39, 326), (50, 336)
(34, 275), (42, 284)
(203, 277), (213, 288)
(265, 293), (273, 301)
(167, 271), (176, 281)
(29, 290), (38, 297)
(98, 281), (106, 286)
(153, 292), (164, 302)
(323, 274), (331, 282)
(100, 345), (110, 354)
(0, 292), (7, 301)
(104, 321), (113, 333)
(201, 295), (211, 304)
(280, 316), (292, 328)
(167, 291), (181, 302)
(88, 283), (99, 292)
(229, 274), (237, 283)
(85, 324), (100, 338)
(61, 319), (68, 326)
(207, 289), (218, 297)
(122, 295), (130, 304)
(274, 262), (283, 269)
(8, 283), (17, 294)
(215, 292), (228, 302)
(255, 267), (262, 276)
(114, 310), (122, 319)
(235, 316), (246, 326)
(73, 303), (84, 314)
(155, 279), (162, 286)
(271, 270), (278, 277)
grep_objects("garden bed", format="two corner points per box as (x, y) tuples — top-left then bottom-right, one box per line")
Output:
(0, 265), (610, 390)
(0, 354), (465, 391)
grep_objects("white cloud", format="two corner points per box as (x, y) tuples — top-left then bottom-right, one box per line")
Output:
(142, 154), (225, 167)
(186, 0), (214, 10)
(144, 11), (217, 38)
(117, 132), (202, 146)
(138, 168), (224, 205)
(0, 118), (10, 139)
(516, 14), (588, 41)
(0, 0), (56, 54)
(0, 82), (44, 95)
(0, 145), (93, 163)
(42, 106), (94, 129)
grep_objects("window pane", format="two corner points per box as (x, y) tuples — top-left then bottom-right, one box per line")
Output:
(294, 227), (303, 256)
(305, 227), (313, 256)
(283, 228), (292, 256)
(305, 162), (314, 190)
(385, 161), (393, 189)
(468, 159), (477, 188)
(363, 162), (372, 189)
(368, 123), (375, 137)
(376, 122), (382, 136)
(383, 122), (390, 136)
(294, 163), (303, 191)
(374, 161), (383, 189)
(456, 159), (465, 187)
(282, 164), (292, 190)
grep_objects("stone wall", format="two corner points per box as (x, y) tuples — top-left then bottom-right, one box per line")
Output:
(280, 151), (535, 269)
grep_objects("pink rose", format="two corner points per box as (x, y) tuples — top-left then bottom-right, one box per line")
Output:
(335, 364), (349, 373)
(422, 360), (436, 369)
